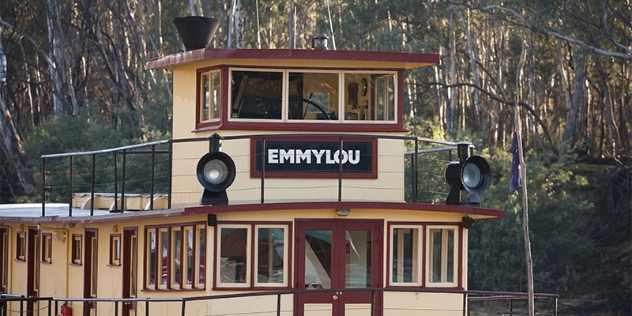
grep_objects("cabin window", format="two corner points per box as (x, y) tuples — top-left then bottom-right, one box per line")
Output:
(199, 70), (221, 122)
(427, 227), (458, 287)
(16, 232), (26, 261)
(110, 234), (121, 266)
(216, 224), (289, 289)
(390, 226), (421, 285)
(41, 233), (52, 264)
(217, 225), (250, 287)
(71, 234), (82, 265)
(145, 223), (206, 290)
(229, 69), (397, 123)
(255, 225), (288, 286)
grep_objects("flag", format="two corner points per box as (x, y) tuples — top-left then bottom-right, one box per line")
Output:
(510, 132), (522, 193)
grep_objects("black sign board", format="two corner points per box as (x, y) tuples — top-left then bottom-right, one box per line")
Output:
(250, 137), (377, 179)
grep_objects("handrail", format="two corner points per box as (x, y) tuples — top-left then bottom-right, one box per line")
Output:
(40, 133), (469, 217)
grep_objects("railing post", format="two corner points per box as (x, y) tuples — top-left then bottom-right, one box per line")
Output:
(114, 153), (119, 211)
(370, 290), (375, 316)
(69, 156), (73, 216)
(338, 137), (343, 202)
(150, 144), (156, 210)
(114, 301), (119, 316)
(90, 154), (96, 215)
(146, 299), (150, 316)
(181, 300), (186, 316)
(276, 293), (281, 316)
(260, 137), (266, 204)
(121, 149), (127, 212)
(412, 139), (418, 203)
(41, 158), (46, 217)
(168, 141), (173, 209)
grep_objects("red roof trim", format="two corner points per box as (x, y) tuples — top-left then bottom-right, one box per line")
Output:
(146, 48), (441, 70)
(184, 201), (507, 219)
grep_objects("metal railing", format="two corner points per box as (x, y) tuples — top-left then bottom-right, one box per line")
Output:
(0, 289), (557, 316)
(40, 133), (471, 217)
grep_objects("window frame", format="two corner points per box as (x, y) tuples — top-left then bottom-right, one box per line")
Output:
(425, 225), (459, 288)
(144, 222), (206, 291)
(71, 234), (82, 265)
(388, 225), (422, 286)
(41, 232), (53, 264)
(198, 68), (222, 124)
(15, 232), (26, 261)
(109, 234), (121, 266)
(227, 68), (399, 124)
(214, 222), (291, 290)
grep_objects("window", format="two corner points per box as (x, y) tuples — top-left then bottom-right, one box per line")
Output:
(110, 234), (121, 266)
(71, 234), (82, 265)
(427, 227), (458, 287)
(41, 233), (52, 263)
(200, 70), (221, 122)
(255, 226), (287, 286)
(390, 226), (421, 285)
(145, 223), (206, 290)
(16, 232), (26, 261)
(229, 69), (397, 123)
(217, 224), (289, 288)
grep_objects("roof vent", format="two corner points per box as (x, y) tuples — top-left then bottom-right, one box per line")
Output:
(311, 34), (328, 50)
(173, 16), (220, 51)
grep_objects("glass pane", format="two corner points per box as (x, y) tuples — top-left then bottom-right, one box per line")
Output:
(431, 229), (442, 283)
(345, 230), (371, 288)
(257, 227), (285, 284)
(304, 230), (332, 289)
(197, 227), (206, 285)
(231, 71), (283, 119)
(160, 230), (168, 285)
(219, 228), (247, 283)
(186, 228), (193, 284)
(392, 228), (419, 283)
(172, 229), (182, 285)
(289, 72), (339, 120)
(147, 231), (156, 286)
(447, 230), (454, 283)
(201, 73), (209, 121)
(376, 75), (395, 121)
(210, 72), (221, 119)
(131, 235), (137, 296)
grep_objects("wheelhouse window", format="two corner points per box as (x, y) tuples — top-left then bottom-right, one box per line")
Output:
(145, 223), (206, 290)
(229, 68), (397, 123)
(199, 70), (221, 122)
(216, 224), (289, 288)
(427, 227), (458, 287)
(390, 226), (421, 285)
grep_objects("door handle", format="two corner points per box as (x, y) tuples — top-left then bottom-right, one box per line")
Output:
(332, 295), (338, 301)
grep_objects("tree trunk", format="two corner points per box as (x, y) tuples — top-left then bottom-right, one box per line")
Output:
(447, 7), (457, 135)
(561, 48), (587, 154)
(593, 54), (623, 158)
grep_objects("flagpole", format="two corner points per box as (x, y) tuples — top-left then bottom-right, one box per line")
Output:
(515, 31), (535, 316)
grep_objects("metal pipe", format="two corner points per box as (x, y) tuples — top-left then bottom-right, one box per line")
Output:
(260, 137), (266, 204)
(150, 145), (155, 210)
(338, 137), (343, 202)
(90, 154), (96, 216)
(68, 156), (73, 215)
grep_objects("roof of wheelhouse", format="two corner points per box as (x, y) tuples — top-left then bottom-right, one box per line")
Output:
(145, 48), (441, 70)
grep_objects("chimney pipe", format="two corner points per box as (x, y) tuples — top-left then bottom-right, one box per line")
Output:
(173, 16), (220, 51)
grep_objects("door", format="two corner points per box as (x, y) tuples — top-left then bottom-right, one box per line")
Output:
(296, 220), (382, 316)
(122, 228), (137, 316)
(26, 227), (39, 316)
(83, 230), (98, 316)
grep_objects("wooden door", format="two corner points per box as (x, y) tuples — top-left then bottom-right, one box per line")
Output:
(296, 219), (382, 316)
(122, 228), (137, 316)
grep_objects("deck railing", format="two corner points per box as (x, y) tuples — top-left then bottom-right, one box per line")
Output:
(0, 289), (558, 316)
(40, 133), (473, 217)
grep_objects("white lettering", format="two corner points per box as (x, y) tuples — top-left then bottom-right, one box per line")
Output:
(326, 150), (336, 164)
(348, 150), (360, 164)
(268, 149), (279, 163)
(279, 149), (295, 163)
(312, 150), (326, 164)
(333, 150), (348, 164)
(296, 149), (311, 163)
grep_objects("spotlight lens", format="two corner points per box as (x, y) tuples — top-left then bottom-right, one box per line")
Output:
(203, 159), (228, 184)
(462, 163), (482, 188)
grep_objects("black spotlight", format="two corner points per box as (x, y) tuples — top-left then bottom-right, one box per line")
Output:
(444, 143), (491, 206)
(461, 216), (475, 229)
(196, 151), (236, 205)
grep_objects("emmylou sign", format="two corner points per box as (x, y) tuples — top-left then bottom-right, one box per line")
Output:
(251, 138), (377, 178)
